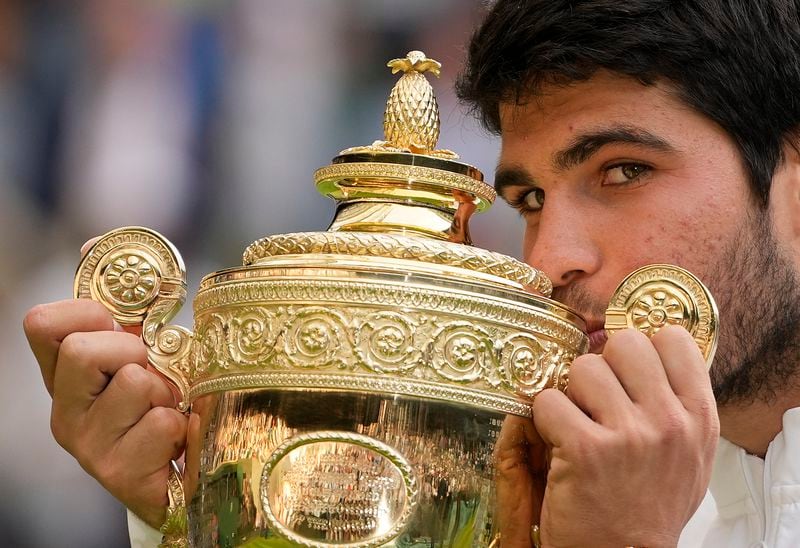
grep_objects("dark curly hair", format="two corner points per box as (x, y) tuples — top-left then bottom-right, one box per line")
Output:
(456, 0), (800, 204)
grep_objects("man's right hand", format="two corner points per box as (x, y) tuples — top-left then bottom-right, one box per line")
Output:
(494, 327), (718, 547)
(23, 298), (188, 529)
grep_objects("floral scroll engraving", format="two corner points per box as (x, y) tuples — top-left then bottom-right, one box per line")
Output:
(354, 312), (421, 374)
(187, 302), (582, 410)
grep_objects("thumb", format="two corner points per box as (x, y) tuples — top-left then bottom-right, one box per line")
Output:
(494, 415), (545, 547)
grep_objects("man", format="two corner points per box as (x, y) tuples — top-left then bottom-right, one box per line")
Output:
(456, 1), (800, 545)
(23, 0), (800, 546)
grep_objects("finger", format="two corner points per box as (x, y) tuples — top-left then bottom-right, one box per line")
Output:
(147, 364), (183, 406)
(566, 353), (633, 427)
(52, 330), (147, 420)
(116, 406), (188, 477)
(602, 328), (672, 405)
(532, 388), (598, 448)
(24, 299), (116, 396)
(495, 415), (547, 478)
(495, 416), (541, 547)
(85, 363), (175, 442)
(101, 407), (188, 518)
(495, 415), (542, 458)
(80, 236), (101, 258)
(650, 325), (714, 411)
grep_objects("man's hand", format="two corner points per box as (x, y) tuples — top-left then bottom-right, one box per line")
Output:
(496, 326), (719, 547)
(23, 298), (188, 529)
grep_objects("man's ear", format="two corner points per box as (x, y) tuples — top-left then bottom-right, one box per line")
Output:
(771, 139), (800, 256)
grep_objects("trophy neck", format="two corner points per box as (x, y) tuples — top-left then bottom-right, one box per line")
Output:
(314, 151), (493, 245)
(327, 201), (461, 242)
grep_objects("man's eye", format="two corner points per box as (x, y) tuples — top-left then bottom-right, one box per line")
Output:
(602, 163), (651, 186)
(519, 187), (545, 213)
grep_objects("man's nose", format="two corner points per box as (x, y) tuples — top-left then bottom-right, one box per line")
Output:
(523, 201), (601, 288)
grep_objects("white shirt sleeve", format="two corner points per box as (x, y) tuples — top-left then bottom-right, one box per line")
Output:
(127, 509), (164, 548)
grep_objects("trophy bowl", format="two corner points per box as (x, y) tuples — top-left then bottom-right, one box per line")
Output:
(74, 52), (717, 548)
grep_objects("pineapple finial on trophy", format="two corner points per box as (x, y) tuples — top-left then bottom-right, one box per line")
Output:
(384, 51), (446, 154)
(343, 51), (458, 158)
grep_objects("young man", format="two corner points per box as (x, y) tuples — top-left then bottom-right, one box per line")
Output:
(456, 1), (800, 545)
(23, 0), (800, 546)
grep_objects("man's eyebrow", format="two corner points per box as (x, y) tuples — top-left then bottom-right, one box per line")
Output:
(494, 166), (537, 196)
(553, 125), (677, 171)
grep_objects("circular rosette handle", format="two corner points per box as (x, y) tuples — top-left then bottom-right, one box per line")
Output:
(74, 226), (192, 410)
(604, 264), (719, 366)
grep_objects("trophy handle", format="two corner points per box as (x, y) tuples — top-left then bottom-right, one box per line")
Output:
(74, 226), (193, 411)
(74, 227), (191, 546)
(159, 460), (188, 548)
(604, 264), (719, 366)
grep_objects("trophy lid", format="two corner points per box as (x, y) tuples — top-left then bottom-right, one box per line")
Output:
(264, 50), (553, 296)
(317, 50), (494, 214)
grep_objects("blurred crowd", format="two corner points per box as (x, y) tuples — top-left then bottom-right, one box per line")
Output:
(0, 1), (520, 545)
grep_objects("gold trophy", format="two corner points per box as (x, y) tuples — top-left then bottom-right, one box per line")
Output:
(74, 52), (718, 547)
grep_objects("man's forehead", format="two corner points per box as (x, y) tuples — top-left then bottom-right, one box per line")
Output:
(497, 73), (679, 134)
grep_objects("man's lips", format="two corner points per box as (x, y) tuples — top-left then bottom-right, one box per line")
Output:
(587, 323), (608, 353)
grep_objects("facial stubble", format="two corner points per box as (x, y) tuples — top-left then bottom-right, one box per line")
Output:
(549, 210), (800, 407)
(706, 209), (800, 406)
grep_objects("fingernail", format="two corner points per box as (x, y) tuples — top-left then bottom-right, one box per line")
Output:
(80, 236), (101, 258)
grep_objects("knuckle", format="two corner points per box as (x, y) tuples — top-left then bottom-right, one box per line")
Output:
(50, 410), (92, 472)
(82, 453), (107, 482)
(93, 454), (125, 491)
(23, 304), (51, 338)
(148, 406), (187, 442)
(113, 331), (148, 366)
(656, 409), (691, 443)
(114, 362), (149, 393)
(706, 413), (721, 439)
(532, 387), (560, 411)
(693, 395), (718, 421)
(691, 397), (720, 439)
(606, 327), (649, 351)
(568, 429), (603, 460)
(125, 334), (149, 365)
(58, 333), (91, 368)
(49, 411), (71, 450)
(78, 299), (114, 325)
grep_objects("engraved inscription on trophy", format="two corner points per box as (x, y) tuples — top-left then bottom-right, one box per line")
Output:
(260, 432), (418, 547)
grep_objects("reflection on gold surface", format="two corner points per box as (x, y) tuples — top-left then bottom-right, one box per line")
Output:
(262, 432), (415, 545)
(187, 390), (503, 546)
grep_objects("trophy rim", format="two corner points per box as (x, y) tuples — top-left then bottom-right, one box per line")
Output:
(333, 150), (484, 180)
(241, 231), (553, 296)
(197, 262), (585, 330)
